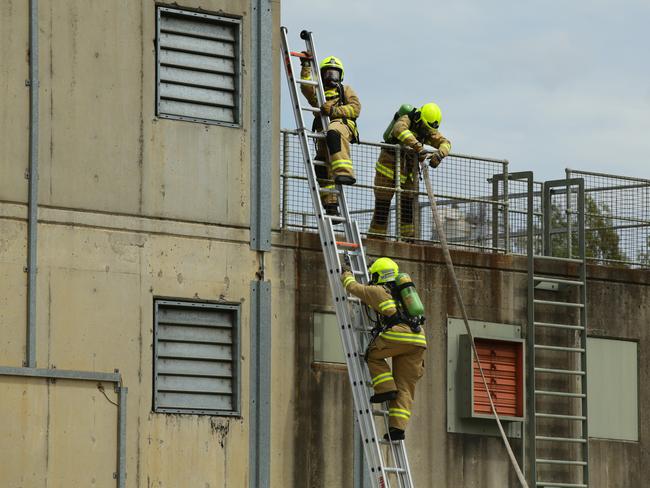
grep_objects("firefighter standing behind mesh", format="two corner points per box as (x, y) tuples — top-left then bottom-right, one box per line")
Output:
(300, 55), (361, 216)
(368, 103), (452, 239)
(341, 257), (426, 441)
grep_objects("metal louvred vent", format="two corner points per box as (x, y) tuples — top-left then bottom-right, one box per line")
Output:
(156, 8), (241, 126)
(154, 300), (240, 415)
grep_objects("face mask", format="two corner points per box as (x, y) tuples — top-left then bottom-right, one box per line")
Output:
(322, 68), (341, 87)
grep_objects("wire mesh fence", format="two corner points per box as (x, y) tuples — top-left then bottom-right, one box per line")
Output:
(563, 170), (650, 268)
(280, 129), (510, 253)
(504, 176), (544, 256)
(280, 129), (650, 267)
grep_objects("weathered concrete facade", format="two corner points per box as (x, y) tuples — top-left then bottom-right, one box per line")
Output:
(275, 232), (650, 488)
(1, 0), (280, 486)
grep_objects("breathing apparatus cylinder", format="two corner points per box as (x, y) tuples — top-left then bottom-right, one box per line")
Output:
(395, 273), (424, 317)
(382, 104), (415, 143)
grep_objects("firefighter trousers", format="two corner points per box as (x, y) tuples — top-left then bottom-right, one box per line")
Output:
(366, 335), (426, 431)
(314, 120), (355, 205)
(368, 149), (419, 238)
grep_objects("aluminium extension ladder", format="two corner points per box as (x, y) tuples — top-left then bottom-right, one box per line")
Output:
(280, 27), (415, 488)
(527, 178), (589, 488)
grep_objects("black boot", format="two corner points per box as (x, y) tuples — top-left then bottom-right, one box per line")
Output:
(334, 174), (356, 186)
(324, 203), (340, 217)
(369, 390), (398, 403)
(383, 427), (405, 441)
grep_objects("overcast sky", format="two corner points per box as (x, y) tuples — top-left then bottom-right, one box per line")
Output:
(280, 0), (650, 181)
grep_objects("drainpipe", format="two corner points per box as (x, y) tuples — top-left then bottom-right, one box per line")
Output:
(249, 1), (272, 487)
(26, 0), (39, 368)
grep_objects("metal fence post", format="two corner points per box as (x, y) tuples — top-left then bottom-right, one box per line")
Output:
(543, 183), (552, 256)
(504, 160), (510, 253)
(281, 131), (289, 229)
(395, 146), (401, 241)
(566, 168), (573, 259)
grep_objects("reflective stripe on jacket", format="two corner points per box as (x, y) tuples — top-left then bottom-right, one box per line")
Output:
(341, 272), (426, 348)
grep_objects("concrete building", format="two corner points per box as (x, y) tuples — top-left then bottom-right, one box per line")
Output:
(1, 1), (648, 488)
(1, 1), (277, 486)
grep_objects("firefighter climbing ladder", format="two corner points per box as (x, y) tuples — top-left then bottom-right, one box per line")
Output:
(280, 27), (414, 488)
(527, 177), (589, 487)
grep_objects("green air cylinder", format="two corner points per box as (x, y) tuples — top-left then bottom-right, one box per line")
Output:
(395, 273), (424, 317)
(382, 104), (415, 142)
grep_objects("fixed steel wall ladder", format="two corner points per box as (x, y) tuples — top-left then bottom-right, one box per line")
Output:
(280, 27), (415, 488)
(527, 178), (589, 488)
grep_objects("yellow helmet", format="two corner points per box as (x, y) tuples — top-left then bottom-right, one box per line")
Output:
(368, 257), (399, 284)
(417, 102), (442, 130)
(319, 55), (344, 81)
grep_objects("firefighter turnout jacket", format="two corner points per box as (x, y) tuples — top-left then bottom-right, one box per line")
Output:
(341, 271), (426, 347)
(300, 65), (361, 139)
(376, 114), (452, 182)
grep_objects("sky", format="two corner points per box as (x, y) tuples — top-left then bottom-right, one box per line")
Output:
(280, 0), (650, 181)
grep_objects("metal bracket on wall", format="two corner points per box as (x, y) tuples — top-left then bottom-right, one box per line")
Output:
(0, 366), (127, 487)
(533, 281), (559, 292)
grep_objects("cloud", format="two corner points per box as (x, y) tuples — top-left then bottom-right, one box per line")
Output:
(280, 0), (650, 180)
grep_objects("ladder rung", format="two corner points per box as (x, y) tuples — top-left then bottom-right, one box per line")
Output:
(534, 299), (584, 308)
(534, 321), (584, 330)
(536, 482), (587, 488)
(535, 412), (586, 421)
(384, 467), (407, 474)
(533, 275), (584, 286)
(313, 159), (327, 166)
(534, 344), (585, 353)
(534, 255), (584, 264)
(327, 215), (347, 223)
(535, 367), (585, 376)
(535, 458), (587, 466)
(535, 390), (586, 399)
(297, 79), (318, 86)
(379, 439), (401, 446)
(352, 270), (365, 276)
(337, 248), (360, 255)
(336, 241), (360, 248)
(301, 105), (321, 113)
(319, 188), (340, 195)
(536, 435), (587, 444)
(372, 409), (388, 416)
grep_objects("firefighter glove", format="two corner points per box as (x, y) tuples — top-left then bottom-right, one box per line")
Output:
(300, 51), (311, 67)
(320, 100), (335, 116)
(429, 152), (444, 168)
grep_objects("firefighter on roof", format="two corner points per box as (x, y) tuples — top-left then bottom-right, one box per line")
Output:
(300, 55), (361, 217)
(341, 257), (426, 441)
(369, 102), (451, 240)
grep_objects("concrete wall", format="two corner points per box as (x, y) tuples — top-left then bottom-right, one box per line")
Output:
(0, 0), (280, 487)
(276, 231), (650, 488)
(0, 0), (281, 226)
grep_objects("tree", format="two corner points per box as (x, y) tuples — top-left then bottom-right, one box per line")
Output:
(548, 196), (626, 263)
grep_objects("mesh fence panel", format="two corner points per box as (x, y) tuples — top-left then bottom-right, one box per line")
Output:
(506, 178), (544, 256)
(565, 170), (650, 268)
(280, 129), (509, 253)
(280, 131), (649, 267)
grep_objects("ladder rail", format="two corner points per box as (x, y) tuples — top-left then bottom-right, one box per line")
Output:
(281, 26), (414, 488)
(529, 177), (589, 487)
